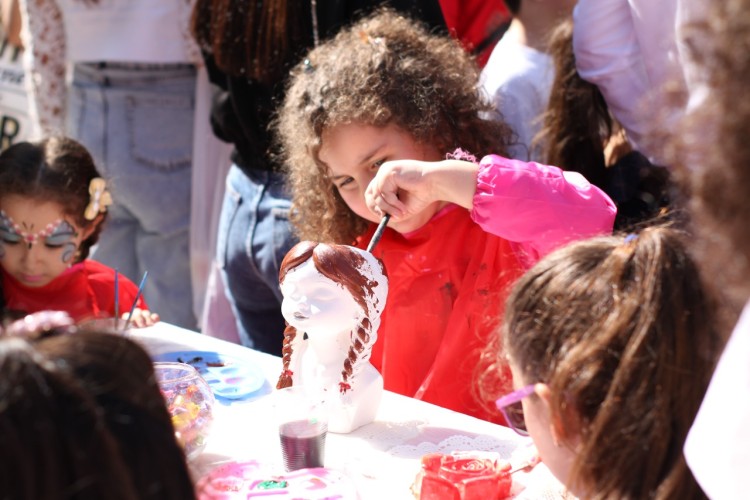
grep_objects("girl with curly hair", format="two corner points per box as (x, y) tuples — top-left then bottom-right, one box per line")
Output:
(277, 9), (616, 422)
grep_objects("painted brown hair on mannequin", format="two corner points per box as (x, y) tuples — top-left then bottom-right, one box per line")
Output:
(276, 241), (387, 393)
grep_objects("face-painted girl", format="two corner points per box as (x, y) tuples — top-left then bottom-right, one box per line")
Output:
(0, 194), (94, 287)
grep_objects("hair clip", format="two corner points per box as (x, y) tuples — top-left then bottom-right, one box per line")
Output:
(303, 58), (315, 74)
(4, 311), (76, 338)
(84, 177), (113, 221)
(624, 233), (638, 244)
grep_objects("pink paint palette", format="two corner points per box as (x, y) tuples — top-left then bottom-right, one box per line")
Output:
(196, 460), (359, 499)
(154, 350), (267, 401)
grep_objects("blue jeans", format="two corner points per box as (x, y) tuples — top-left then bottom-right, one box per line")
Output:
(67, 63), (196, 329)
(217, 165), (297, 354)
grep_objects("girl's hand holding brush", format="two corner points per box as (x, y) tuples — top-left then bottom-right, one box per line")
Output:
(365, 158), (481, 219)
(122, 308), (160, 328)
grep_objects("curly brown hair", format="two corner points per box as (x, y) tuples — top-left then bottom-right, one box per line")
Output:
(479, 226), (718, 498)
(669, 0), (750, 310)
(276, 9), (513, 244)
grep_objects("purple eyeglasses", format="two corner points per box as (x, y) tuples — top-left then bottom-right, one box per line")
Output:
(495, 384), (536, 436)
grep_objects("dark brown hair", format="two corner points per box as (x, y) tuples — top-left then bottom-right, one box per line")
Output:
(669, 0), (750, 310)
(537, 18), (674, 231)
(0, 137), (107, 262)
(0, 336), (139, 499)
(480, 226), (717, 498)
(35, 332), (196, 500)
(505, 0), (521, 15)
(277, 9), (513, 244)
(277, 241), (387, 391)
(191, 0), (313, 84)
(535, 18), (611, 189)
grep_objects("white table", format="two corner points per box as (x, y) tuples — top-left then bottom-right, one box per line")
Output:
(131, 323), (565, 499)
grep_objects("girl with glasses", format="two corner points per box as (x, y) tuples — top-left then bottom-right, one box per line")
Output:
(481, 226), (719, 499)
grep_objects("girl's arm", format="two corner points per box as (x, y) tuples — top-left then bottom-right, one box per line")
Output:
(366, 155), (616, 265)
(1, 0), (23, 48)
(472, 154), (616, 265)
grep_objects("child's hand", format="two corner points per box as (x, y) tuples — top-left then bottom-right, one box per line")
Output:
(122, 308), (160, 328)
(365, 159), (479, 219)
(365, 159), (441, 219)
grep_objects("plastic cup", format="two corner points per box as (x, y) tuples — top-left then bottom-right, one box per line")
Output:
(273, 386), (328, 471)
(153, 362), (215, 460)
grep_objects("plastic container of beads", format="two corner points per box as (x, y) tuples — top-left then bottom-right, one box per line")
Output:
(154, 361), (215, 460)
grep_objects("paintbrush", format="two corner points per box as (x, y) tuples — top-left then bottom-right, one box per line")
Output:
(125, 270), (149, 329)
(366, 213), (391, 253)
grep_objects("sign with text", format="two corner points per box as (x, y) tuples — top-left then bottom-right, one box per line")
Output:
(0, 37), (29, 150)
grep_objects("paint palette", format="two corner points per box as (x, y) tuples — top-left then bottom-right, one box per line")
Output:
(153, 350), (267, 401)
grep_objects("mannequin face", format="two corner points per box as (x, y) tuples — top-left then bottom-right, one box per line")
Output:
(280, 258), (363, 336)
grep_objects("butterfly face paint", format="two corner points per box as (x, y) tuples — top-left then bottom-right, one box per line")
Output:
(0, 210), (66, 248)
(45, 220), (80, 263)
(0, 195), (88, 288)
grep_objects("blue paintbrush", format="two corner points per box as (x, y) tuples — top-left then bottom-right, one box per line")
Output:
(125, 270), (149, 328)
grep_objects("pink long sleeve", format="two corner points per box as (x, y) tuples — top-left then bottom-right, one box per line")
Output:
(471, 154), (616, 267)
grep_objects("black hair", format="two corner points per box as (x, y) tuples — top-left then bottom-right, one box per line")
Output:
(0, 137), (107, 262)
(505, 0), (521, 15)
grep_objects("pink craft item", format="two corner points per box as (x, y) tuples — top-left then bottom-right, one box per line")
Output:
(196, 460), (359, 499)
(414, 452), (513, 500)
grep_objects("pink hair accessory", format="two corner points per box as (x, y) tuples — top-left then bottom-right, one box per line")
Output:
(446, 148), (478, 163)
(0, 210), (64, 245)
(5, 311), (76, 337)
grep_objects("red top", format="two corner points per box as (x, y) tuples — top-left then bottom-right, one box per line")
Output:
(2, 260), (147, 323)
(440, 0), (511, 66)
(357, 205), (524, 423)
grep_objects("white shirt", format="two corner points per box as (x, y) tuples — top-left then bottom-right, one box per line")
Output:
(684, 300), (750, 499)
(479, 36), (553, 162)
(572, 0), (703, 164)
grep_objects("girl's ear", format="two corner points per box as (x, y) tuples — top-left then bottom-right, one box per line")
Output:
(534, 383), (567, 447)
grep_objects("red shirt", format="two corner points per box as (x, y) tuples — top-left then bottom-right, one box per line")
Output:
(2, 260), (147, 323)
(440, 0), (510, 66)
(357, 205), (524, 423)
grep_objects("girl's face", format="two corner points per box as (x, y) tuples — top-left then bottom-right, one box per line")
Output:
(508, 362), (579, 493)
(280, 258), (362, 337)
(0, 195), (91, 287)
(319, 122), (444, 234)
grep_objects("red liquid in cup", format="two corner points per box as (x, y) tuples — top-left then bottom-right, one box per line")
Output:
(279, 419), (327, 471)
